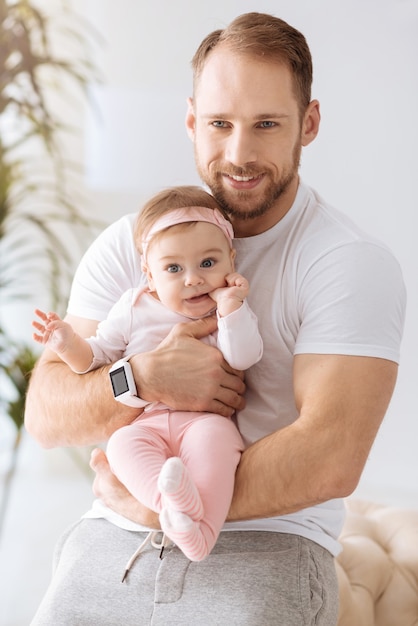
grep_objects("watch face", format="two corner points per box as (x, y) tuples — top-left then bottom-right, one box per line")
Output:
(110, 366), (129, 397)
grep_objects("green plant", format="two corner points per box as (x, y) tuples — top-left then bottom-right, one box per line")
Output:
(0, 0), (101, 307)
(0, 0), (101, 529)
(0, 328), (37, 529)
(0, 328), (37, 430)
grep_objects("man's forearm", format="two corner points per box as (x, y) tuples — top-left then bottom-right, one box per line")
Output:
(25, 352), (138, 448)
(227, 355), (397, 523)
(227, 424), (327, 522)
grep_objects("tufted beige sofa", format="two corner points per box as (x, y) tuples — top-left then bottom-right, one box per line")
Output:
(336, 499), (418, 626)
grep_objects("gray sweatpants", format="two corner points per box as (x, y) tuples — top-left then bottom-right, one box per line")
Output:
(31, 519), (339, 625)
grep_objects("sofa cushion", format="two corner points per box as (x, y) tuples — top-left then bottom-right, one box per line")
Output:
(336, 499), (418, 626)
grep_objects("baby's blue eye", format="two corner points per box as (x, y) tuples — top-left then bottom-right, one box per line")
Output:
(201, 259), (214, 268)
(167, 264), (181, 273)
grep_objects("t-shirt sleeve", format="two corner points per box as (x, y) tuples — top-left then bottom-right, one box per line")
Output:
(294, 241), (406, 363)
(67, 214), (146, 321)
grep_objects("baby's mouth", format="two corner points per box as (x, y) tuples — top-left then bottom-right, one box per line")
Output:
(185, 293), (209, 304)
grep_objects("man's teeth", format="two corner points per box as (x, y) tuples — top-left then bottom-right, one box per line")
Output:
(231, 175), (255, 182)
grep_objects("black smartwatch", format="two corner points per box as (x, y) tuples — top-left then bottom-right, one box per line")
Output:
(109, 357), (148, 408)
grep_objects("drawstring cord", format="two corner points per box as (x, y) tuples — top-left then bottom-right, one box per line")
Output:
(122, 531), (172, 583)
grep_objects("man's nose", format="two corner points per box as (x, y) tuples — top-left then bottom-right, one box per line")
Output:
(225, 128), (257, 166)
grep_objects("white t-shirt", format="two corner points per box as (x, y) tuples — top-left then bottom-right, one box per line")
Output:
(69, 181), (406, 556)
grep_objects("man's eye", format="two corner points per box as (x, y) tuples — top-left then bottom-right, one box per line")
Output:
(201, 259), (214, 268)
(259, 120), (276, 128)
(212, 120), (226, 128)
(167, 264), (181, 273)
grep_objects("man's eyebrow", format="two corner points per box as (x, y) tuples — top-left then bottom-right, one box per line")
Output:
(258, 113), (291, 120)
(200, 112), (291, 120)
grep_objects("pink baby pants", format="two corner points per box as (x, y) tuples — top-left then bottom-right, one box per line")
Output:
(106, 407), (244, 558)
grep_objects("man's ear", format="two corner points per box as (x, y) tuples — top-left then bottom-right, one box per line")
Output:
(301, 99), (321, 147)
(185, 97), (196, 141)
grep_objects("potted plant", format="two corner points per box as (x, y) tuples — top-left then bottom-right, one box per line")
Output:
(0, 0), (101, 531)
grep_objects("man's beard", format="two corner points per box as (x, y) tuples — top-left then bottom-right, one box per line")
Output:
(195, 143), (301, 221)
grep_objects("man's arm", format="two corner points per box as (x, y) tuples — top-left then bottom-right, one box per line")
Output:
(90, 352), (397, 525)
(228, 353), (397, 520)
(25, 314), (246, 448)
(25, 314), (138, 447)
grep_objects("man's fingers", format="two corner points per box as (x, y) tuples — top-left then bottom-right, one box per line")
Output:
(90, 447), (108, 472)
(210, 394), (246, 418)
(173, 315), (218, 340)
(204, 368), (246, 416)
(89, 447), (160, 527)
(90, 448), (115, 499)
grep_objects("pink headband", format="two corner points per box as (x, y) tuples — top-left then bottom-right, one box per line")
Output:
(141, 206), (234, 263)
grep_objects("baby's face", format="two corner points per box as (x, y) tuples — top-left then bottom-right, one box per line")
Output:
(145, 221), (235, 318)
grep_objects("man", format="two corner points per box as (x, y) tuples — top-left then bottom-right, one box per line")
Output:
(26, 12), (406, 625)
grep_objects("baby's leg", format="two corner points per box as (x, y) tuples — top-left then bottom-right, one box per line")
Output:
(106, 413), (170, 513)
(159, 413), (243, 561)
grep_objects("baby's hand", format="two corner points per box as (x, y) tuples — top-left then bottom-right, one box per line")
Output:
(209, 272), (249, 317)
(32, 309), (75, 354)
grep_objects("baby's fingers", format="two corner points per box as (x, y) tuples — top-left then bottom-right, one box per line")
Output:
(34, 308), (48, 322)
(32, 331), (46, 344)
(32, 317), (46, 330)
(225, 272), (248, 289)
(32, 325), (51, 345)
(34, 308), (60, 323)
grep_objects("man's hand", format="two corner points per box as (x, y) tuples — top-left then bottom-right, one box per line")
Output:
(130, 315), (246, 417)
(90, 448), (160, 527)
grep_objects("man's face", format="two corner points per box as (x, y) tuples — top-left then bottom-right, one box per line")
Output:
(186, 48), (318, 236)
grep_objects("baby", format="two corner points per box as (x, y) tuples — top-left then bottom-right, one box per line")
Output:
(32, 185), (263, 575)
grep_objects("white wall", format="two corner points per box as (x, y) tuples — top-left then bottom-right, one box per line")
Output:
(79, 0), (417, 505)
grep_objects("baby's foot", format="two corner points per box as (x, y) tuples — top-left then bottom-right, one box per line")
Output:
(158, 457), (203, 521)
(160, 508), (208, 561)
